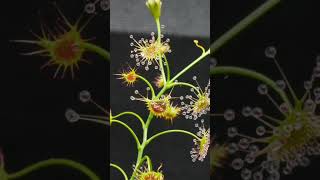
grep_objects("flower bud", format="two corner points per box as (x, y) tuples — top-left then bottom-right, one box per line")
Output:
(146, 0), (162, 20)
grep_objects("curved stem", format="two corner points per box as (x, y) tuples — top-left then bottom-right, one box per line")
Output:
(163, 55), (171, 81)
(81, 42), (110, 61)
(110, 163), (128, 180)
(7, 159), (100, 180)
(111, 119), (141, 148)
(165, 0), (280, 88)
(210, 0), (281, 53)
(137, 75), (156, 98)
(211, 66), (290, 105)
(144, 114), (155, 135)
(112, 111), (145, 128)
(168, 82), (200, 94)
(146, 129), (200, 147)
(137, 155), (153, 171)
(145, 156), (153, 171)
(79, 117), (110, 126)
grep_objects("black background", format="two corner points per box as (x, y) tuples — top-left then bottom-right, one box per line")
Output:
(212, 0), (320, 180)
(0, 0), (109, 179)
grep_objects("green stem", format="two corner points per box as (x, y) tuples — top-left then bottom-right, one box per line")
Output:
(7, 159), (100, 180)
(146, 129), (200, 147)
(137, 155), (153, 171)
(111, 119), (141, 148)
(145, 156), (153, 171)
(168, 82), (201, 94)
(112, 111), (145, 128)
(79, 117), (109, 126)
(210, 0), (281, 53)
(119, 1), (282, 179)
(163, 55), (171, 81)
(81, 42), (110, 61)
(210, 66), (290, 105)
(130, 113), (154, 180)
(129, 155), (152, 180)
(169, 50), (210, 83)
(138, 75), (156, 98)
(156, 19), (167, 85)
(165, 0), (281, 90)
(110, 163), (128, 180)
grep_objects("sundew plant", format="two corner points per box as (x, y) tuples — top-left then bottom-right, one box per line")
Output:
(13, 2), (110, 79)
(2, 0), (286, 179)
(3, 2), (109, 180)
(212, 47), (320, 180)
(210, 1), (320, 180)
(109, 0), (211, 179)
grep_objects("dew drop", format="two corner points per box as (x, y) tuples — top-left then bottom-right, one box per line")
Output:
(256, 126), (266, 136)
(231, 158), (244, 170)
(238, 138), (250, 149)
(228, 127), (238, 138)
(242, 106), (252, 117)
(224, 109), (235, 121)
(258, 84), (268, 95)
(265, 46), (277, 58)
(79, 90), (91, 103)
(227, 143), (238, 154)
(100, 0), (110, 11)
(252, 107), (263, 118)
(276, 80), (286, 90)
(253, 172), (263, 180)
(85, 3), (96, 14)
(65, 109), (80, 123)
(241, 169), (252, 180)
(304, 81), (313, 90)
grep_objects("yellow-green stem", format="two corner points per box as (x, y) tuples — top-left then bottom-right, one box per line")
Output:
(81, 42), (110, 61)
(110, 163), (128, 180)
(7, 159), (100, 180)
(156, 19), (167, 85)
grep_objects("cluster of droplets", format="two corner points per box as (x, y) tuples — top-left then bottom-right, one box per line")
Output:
(129, 88), (152, 102)
(190, 119), (210, 162)
(84, 0), (110, 14)
(213, 46), (320, 180)
(181, 76), (210, 120)
(13, 4), (95, 79)
(129, 32), (171, 71)
(65, 90), (109, 125)
(133, 163), (164, 180)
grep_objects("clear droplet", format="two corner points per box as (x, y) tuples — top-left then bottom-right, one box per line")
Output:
(228, 127), (238, 138)
(65, 109), (80, 123)
(84, 3), (96, 14)
(224, 109), (235, 121)
(241, 168), (252, 180)
(256, 126), (266, 136)
(276, 80), (286, 90)
(265, 46), (277, 58)
(258, 84), (268, 95)
(79, 90), (91, 103)
(252, 107), (263, 118)
(242, 106), (252, 117)
(100, 0), (110, 11)
(231, 158), (244, 170)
